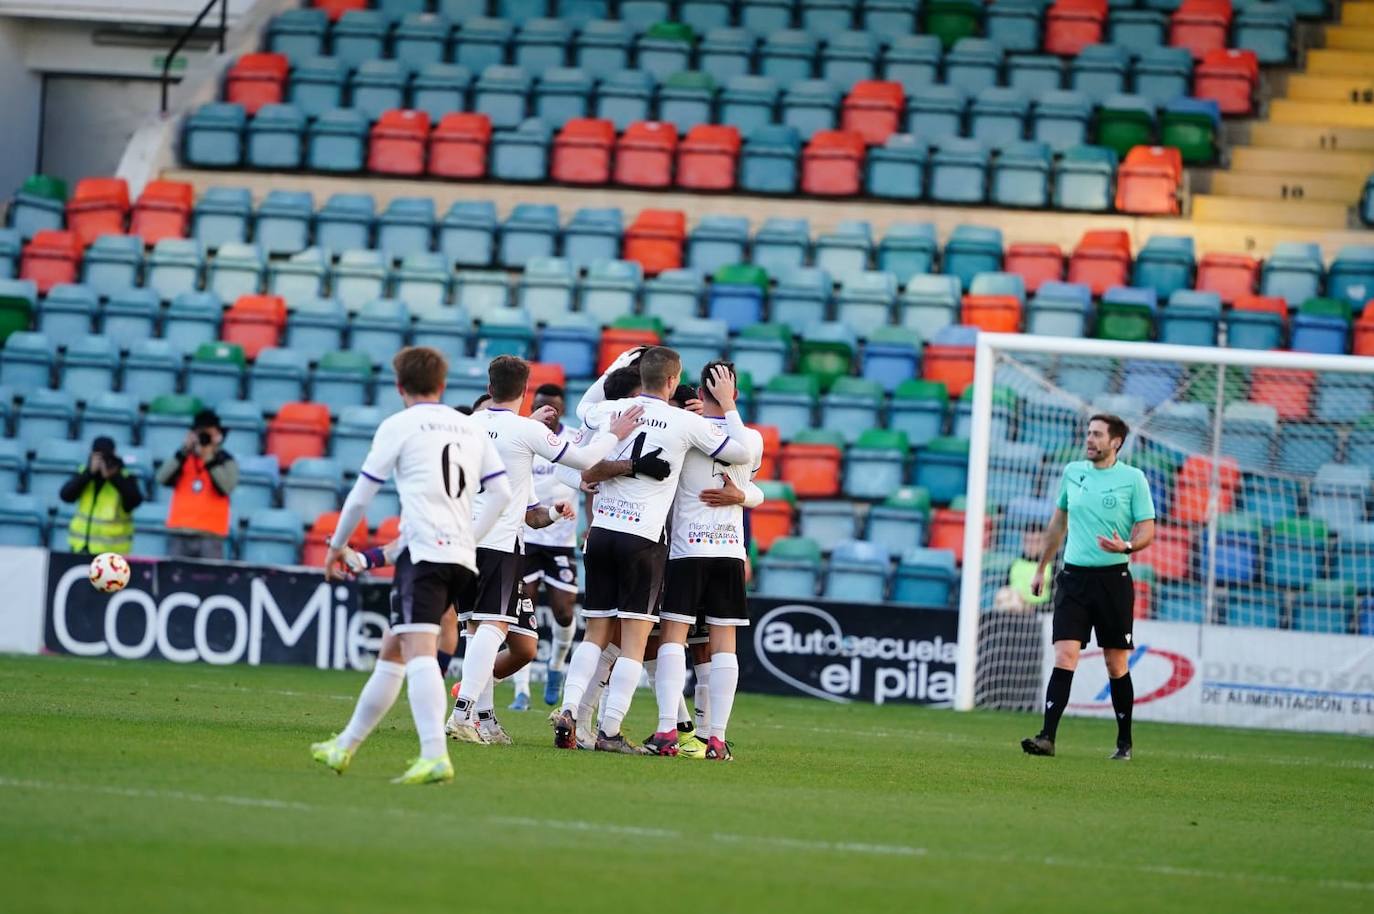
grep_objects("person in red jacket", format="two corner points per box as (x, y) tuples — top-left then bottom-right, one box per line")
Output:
(155, 409), (238, 560)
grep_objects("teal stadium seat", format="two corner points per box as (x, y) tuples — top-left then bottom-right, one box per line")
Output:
(825, 539), (890, 603)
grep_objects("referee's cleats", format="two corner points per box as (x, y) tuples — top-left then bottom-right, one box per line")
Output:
(643, 730), (681, 757)
(1021, 734), (1056, 757)
(1109, 744), (1132, 761)
(595, 730), (651, 755)
(551, 709), (577, 749)
(310, 735), (353, 774)
(392, 755), (454, 785)
(542, 669), (564, 706)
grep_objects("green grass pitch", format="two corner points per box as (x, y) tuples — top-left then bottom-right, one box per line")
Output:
(1, 654), (1371, 914)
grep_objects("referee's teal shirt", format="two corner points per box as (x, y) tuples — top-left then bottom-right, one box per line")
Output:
(1054, 460), (1156, 568)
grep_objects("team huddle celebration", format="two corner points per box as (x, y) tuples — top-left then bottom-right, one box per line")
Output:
(310, 342), (762, 783)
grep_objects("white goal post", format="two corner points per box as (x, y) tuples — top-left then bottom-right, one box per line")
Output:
(954, 333), (1374, 718)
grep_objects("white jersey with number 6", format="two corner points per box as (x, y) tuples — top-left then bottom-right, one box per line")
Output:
(359, 402), (505, 572)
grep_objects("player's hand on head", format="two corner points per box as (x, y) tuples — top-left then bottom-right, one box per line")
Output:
(530, 404), (560, 427)
(684, 397), (705, 415)
(609, 404), (645, 440)
(699, 476), (745, 506)
(705, 366), (736, 406)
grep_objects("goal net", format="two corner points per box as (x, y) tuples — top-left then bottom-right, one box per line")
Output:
(955, 334), (1374, 715)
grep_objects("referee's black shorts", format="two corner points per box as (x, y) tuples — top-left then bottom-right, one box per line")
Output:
(1051, 562), (1135, 650)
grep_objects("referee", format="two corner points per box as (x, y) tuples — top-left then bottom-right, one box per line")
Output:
(1022, 414), (1156, 761)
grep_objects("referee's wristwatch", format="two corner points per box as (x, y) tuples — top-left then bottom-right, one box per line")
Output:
(1123, 541), (1133, 554)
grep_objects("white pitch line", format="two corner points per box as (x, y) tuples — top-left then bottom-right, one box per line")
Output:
(2, 777), (1370, 893)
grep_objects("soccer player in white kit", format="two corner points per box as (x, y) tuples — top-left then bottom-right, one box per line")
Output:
(446, 356), (645, 743)
(519, 384), (584, 709)
(653, 360), (765, 760)
(310, 347), (511, 785)
(551, 347), (757, 753)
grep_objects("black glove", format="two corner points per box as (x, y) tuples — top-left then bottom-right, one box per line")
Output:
(630, 447), (671, 481)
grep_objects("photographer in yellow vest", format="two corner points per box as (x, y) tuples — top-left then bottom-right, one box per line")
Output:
(155, 409), (238, 560)
(60, 436), (144, 555)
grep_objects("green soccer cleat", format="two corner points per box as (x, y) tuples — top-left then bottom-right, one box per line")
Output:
(677, 731), (708, 760)
(391, 755), (454, 785)
(310, 735), (353, 775)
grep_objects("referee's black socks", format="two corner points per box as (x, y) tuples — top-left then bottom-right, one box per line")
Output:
(1109, 672), (1134, 747)
(1041, 667), (1074, 740)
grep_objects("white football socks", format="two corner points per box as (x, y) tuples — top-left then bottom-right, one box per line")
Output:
(559, 639), (604, 716)
(455, 624), (504, 712)
(549, 619), (576, 672)
(510, 660), (531, 697)
(707, 652), (740, 742)
(477, 675), (495, 715)
(339, 659), (405, 752)
(693, 661), (711, 733)
(654, 643), (687, 733)
(599, 657), (643, 737)
(405, 656), (449, 759)
(577, 643), (619, 734)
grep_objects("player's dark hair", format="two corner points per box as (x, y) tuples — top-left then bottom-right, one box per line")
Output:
(454, 405), (473, 416)
(671, 383), (696, 407)
(487, 355), (529, 402)
(638, 346), (681, 394)
(472, 393), (491, 411)
(604, 365), (642, 400)
(392, 346), (447, 396)
(699, 359), (737, 406)
(1089, 413), (1130, 450)
(533, 383), (565, 400)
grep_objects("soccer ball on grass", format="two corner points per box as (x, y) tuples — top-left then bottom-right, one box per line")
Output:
(88, 553), (131, 594)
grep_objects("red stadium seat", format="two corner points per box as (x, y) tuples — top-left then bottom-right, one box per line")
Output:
(598, 328), (662, 375)
(130, 180), (193, 245)
(749, 423), (781, 480)
(1133, 576), (1153, 619)
(521, 361), (567, 415)
(1135, 524), (1192, 581)
(67, 177), (130, 249)
(266, 402), (331, 470)
(623, 209), (685, 275)
(1174, 455), (1239, 523)
(1194, 49), (1258, 116)
(614, 121), (677, 188)
(1355, 306), (1374, 356)
(225, 53), (289, 115)
(313, 0), (367, 21)
(923, 342), (975, 397)
(1115, 145), (1181, 215)
(550, 118), (616, 185)
(927, 507), (968, 563)
(1044, 0), (1107, 56)
(303, 511), (367, 568)
(368, 109), (430, 175)
(222, 294), (286, 359)
(1249, 366), (1315, 420)
(779, 441), (842, 497)
(752, 496), (795, 551)
(1067, 230), (1131, 295)
(428, 112), (492, 178)
(841, 81), (904, 146)
(1197, 254), (1259, 304)
(1004, 243), (1064, 293)
(20, 230), (81, 293)
(1169, 0), (1233, 60)
(369, 516), (402, 580)
(676, 124), (741, 191)
(800, 130), (866, 196)
(961, 294), (1022, 332)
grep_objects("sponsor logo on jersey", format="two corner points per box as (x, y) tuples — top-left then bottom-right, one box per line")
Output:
(595, 495), (644, 524)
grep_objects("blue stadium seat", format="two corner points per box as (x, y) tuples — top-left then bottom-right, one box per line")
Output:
(146, 238), (204, 302)
(249, 347), (308, 413)
(122, 339), (183, 405)
(37, 283), (97, 339)
(313, 350), (374, 412)
(1327, 245), (1374, 308)
(241, 508), (304, 566)
(282, 457), (342, 520)
(700, 28), (757, 81)
(412, 62), (475, 122)
(268, 247), (329, 306)
(688, 215), (751, 275)
(456, 270), (511, 319)
(1314, 373), (1374, 423)
(266, 8), (328, 62)
(234, 453), (280, 513)
(821, 376), (883, 443)
(395, 12), (453, 70)
(893, 547), (956, 606)
(562, 208), (624, 269)
(332, 406), (384, 472)
(915, 435), (969, 504)
(883, 34), (942, 92)
(81, 235), (143, 299)
(247, 103), (306, 170)
(1133, 234), (1196, 299)
(499, 203), (559, 268)
(991, 140), (1051, 208)
(18, 388), (76, 450)
(216, 398), (266, 455)
(332, 10), (388, 71)
(731, 322), (791, 386)
(659, 71), (717, 133)
(1260, 241), (1324, 307)
(288, 56), (346, 119)
(929, 138), (989, 204)
(795, 500), (856, 554)
(183, 103), (246, 168)
(945, 38), (1003, 94)
(906, 85), (967, 145)
(1109, 8), (1168, 48)
(760, 30), (818, 83)
(755, 536), (822, 598)
(186, 341), (245, 405)
(351, 298), (411, 366)
(899, 274), (961, 338)
(1026, 280), (1091, 337)
(1235, 2), (1295, 65)
(666, 318), (729, 370)
(491, 117), (553, 181)
(1310, 463), (1370, 530)
(986, 0), (1043, 52)
(0, 494), (45, 546)
(865, 134), (927, 201)
(1159, 289), (1221, 346)
(862, 326), (921, 392)
(1008, 54), (1064, 96)
(739, 125), (802, 194)
(825, 539), (890, 603)
(1070, 43), (1129, 102)
(517, 257), (577, 323)
(445, 357), (492, 407)
(845, 427), (908, 499)
(96, 286), (160, 352)
(1053, 144), (1116, 212)
(0, 228), (18, 277)
(574, 20), (635, 78)
(306, 108), (369, 173)
(970, 87), (1029, 148)
(835, 270), (896, 337)
(0, 330), (54, 389)
(643, 268), (704, 324)
(59, 334), (118, 393)
(1291, 313), (1349, 355)
(331, 250), (390, 314)
(29, 438), (87, 508)
(314, 194), (375, 256)
(532, 68), (593, 128)
(709, 266), (768, 333)
(877, 222), (936, 285)
(440, 200), (499, 268)
(207, 242), (266, 302)
(580, 258), (643, 326)
(377, 197), (437, 264)
(254, 190), (314, 256)
(1032, 90), (1092, 153)
(539, 313), (599, 378)
(595, 69), (655, 130)
(943, 225), (1003, 289)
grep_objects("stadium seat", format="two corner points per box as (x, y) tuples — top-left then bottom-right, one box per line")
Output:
(266, 402), (331, 470)
(861, 326), (922, 392)
(945, 38), (1003, 95)
(241, 508), (304, 566)
(842, 81), (903, 146)
(1069, 43), (1129, 102)
(636, 22), (695, 80)
(991, 141), (1052, 209)
(699, 28), (756, 81)
(800, 130), (865, 197)
(0, 495), (46, 546)
(1005, 243), (1064, 294)
(183, 103), (246, 168)
(1196, 253), (1258, 305)
(367, 110), (430, 176)
(302, 509), (367, 568)
(866, 134), (927, 201)
(1327, 245), (1374, 309)
(440, 201), (498, 268)
(410, 63), (474, 123)
(845, 428), (909, 499)
(17, 388), (76, 450)
(929, 138), (989, 204)
(1194, 48), (1257, 116)
(247, 348), (307, 414)
(915, 435), (970, 505)
(623, 209), (685, 275)
(1052, 144), (1116, 211)
(686, 216), (748, 276)
(877, 222), (937, 284)
(20, 230), (80, 294)
(580, 258), (642, 326)
(1169, 0), (1232, 60)
(739, 125), (802, 194)
(550, 118), (615, 185)
(893, 546), (956, 606)
(719, 75), (781, 136)
(539, 314), (599, 378)
(1159, 289), (1221, 346)
(34, 283), (95, 340)
(1266, 518), (1329, 590)
(332, 405), (384, 473)
(760, 367), (820, 442)
(971, 87), (1030, 148)
(59, 333), (118, 394)
(760, 29), (817, 83)
(899, 274), (960, 339)
(517, 257), (575, 324)
(216, 399), (266, 455)
(595, 316), (659, 371)
(129, 180), (192, 247)
(614, 121), (677, 189)
(1045, 0), (1107, 56)
(821, 377), (884, 444)
(798, 500), (858, 553)
(287, 56), (346, 119)
(491, 117), (554, 182)
(825, 539), (890, 603)
(1032, 90), (1092, 153)
(303, 108), (368, 173)
(756, 536), (822, 598)
(0, 329), (53, 389)
(731, 322), (792, 386)
(707, 263), (767, 332)
(562, 208), (623, 268)
(906, 85), (967, 145)
(836, 271), (897, 337)
(1260, 241), (1324, 307)
(944, 225), (1003, 289)
(572, 19), (633, 78)
(282, 457), (342, 521)
(658, 71), (716, 135)
(752, 481), (797, 551)
(221, 294), (286, 359)
(677, 125), (741, 191)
